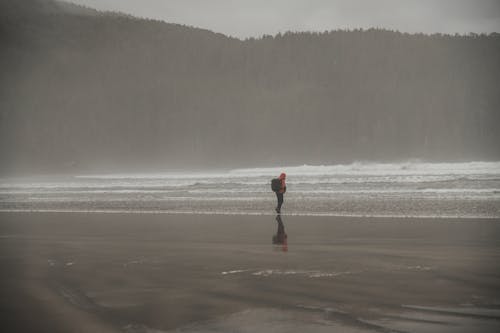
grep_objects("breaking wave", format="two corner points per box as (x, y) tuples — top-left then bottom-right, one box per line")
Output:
(1, 161), (499, 218)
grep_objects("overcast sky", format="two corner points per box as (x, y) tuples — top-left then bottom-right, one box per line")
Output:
(68, 0), (500, 39)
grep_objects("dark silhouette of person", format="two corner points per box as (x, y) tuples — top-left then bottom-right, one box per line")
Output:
(272, 214), (288, 252)
(275, 173), (287, 214)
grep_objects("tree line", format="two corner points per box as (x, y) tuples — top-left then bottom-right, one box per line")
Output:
(1, 0), (499, 173)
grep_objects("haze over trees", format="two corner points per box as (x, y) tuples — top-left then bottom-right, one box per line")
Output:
(1, 0), (499, 174)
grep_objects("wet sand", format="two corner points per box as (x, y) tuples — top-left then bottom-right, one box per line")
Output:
(1, 212), (499, 332)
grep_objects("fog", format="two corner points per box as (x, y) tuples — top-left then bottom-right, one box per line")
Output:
(1, 0), (499, 175)
(2, 4), (500, 331)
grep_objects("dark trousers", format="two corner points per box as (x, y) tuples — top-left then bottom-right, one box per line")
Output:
(276, 192), (284, 212)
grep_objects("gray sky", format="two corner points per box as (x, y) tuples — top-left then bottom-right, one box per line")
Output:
(68, 0), (500, 39)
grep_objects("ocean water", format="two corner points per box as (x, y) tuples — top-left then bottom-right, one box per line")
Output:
(1, 161), (500, 218)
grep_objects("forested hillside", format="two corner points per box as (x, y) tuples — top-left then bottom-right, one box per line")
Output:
(1, 0), (499, 173)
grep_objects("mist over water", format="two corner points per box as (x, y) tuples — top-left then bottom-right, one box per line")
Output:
(1, 0), (499, 217)
(2, 161), (499, 218)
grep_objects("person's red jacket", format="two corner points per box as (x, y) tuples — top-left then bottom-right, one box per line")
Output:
(278, 173), (287, 193)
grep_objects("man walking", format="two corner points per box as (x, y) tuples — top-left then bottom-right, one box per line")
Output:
(273, 173), (286, 214)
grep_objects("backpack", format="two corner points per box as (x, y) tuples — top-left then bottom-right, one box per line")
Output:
(271, 178), (282, 192)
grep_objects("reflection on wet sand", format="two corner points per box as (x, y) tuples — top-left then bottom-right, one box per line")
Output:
(272, 214), (288, 252)
(2, 213), (500, 332)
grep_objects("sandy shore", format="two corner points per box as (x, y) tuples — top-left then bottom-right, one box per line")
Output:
(1, 212), (499, 332)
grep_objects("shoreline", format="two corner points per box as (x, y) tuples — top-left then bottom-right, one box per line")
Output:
(1, 209), (499, 219)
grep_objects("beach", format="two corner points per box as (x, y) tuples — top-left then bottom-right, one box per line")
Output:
(1, 212), (499, 332)
(3, 1), (500, 331)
